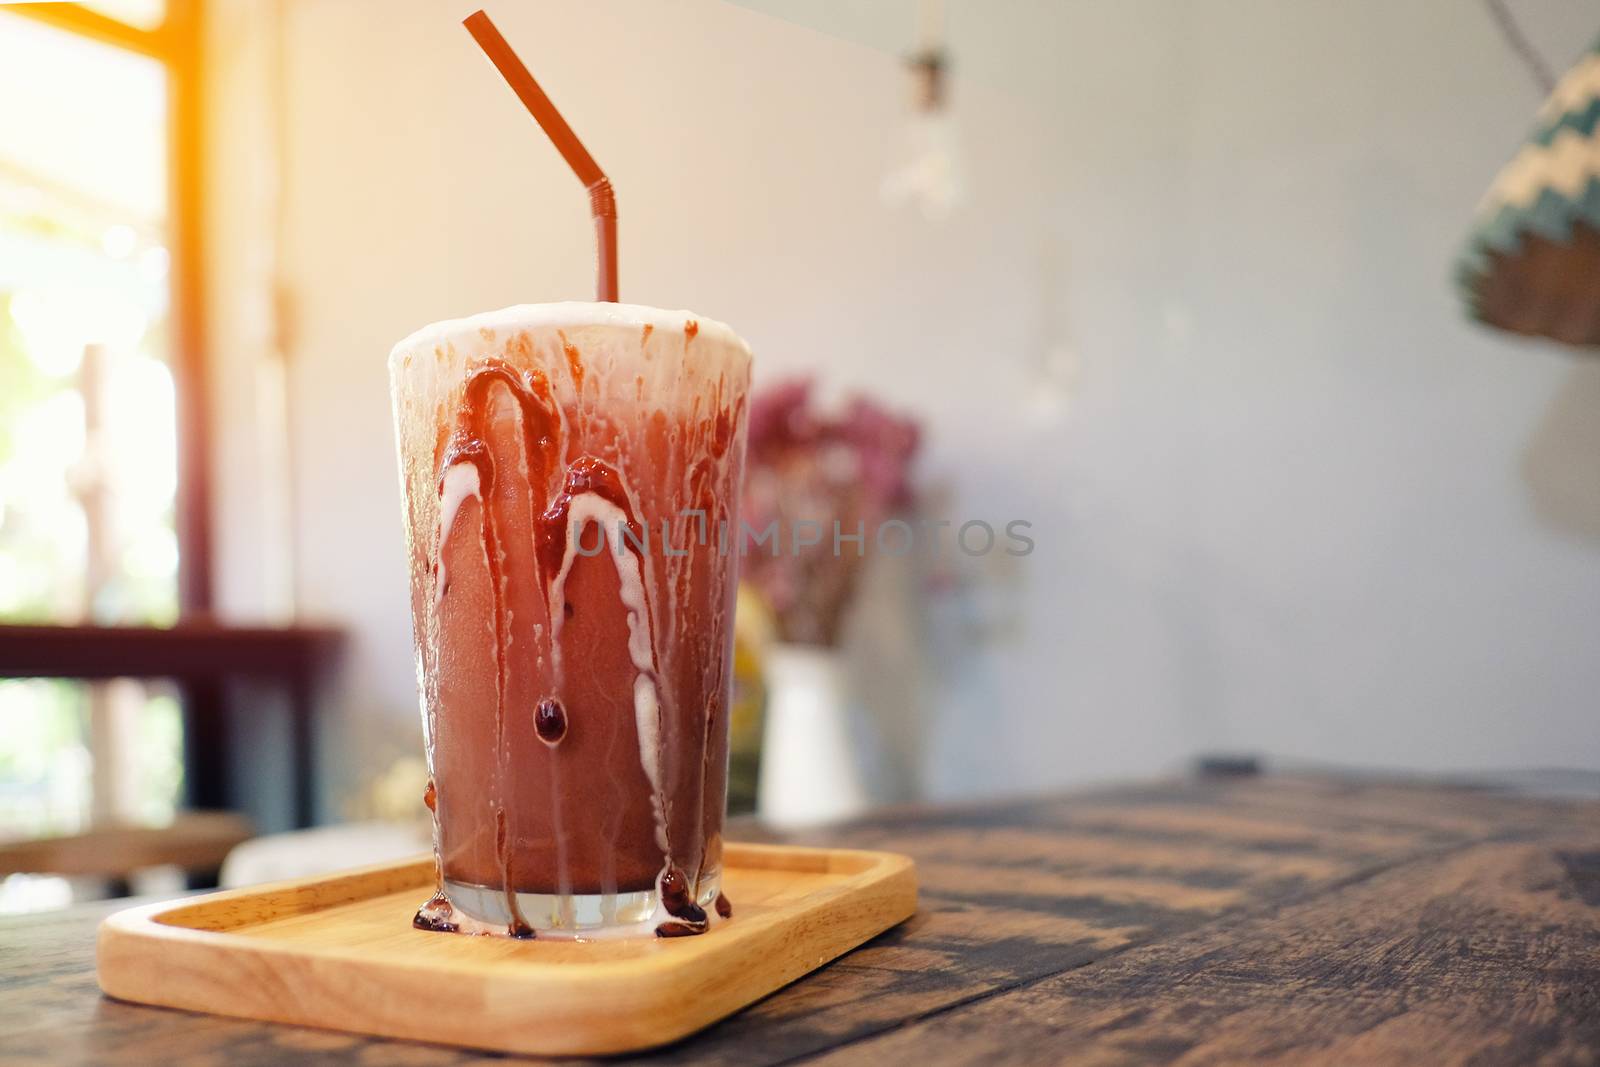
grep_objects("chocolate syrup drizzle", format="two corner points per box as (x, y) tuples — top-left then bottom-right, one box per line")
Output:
(414, 335), (730, 939)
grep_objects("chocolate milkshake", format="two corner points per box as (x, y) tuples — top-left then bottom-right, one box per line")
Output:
(389, 303), (750, 938)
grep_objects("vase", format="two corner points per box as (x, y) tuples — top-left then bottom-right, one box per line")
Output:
(756, 642), (873, 827)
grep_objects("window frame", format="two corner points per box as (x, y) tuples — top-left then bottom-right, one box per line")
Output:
(10, 0), (214, 615)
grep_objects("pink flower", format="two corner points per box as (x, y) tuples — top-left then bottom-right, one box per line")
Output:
(739, 378), (921, 645)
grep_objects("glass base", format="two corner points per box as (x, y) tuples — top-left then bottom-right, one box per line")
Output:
(443, 874), (721, 939)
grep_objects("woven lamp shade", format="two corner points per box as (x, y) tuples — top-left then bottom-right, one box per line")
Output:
(1459, 37), (1600, 348)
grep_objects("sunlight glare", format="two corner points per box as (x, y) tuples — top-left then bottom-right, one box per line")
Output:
(10, 285), (148, 376)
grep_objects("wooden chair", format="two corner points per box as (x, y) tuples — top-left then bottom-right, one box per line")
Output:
(0, 811), (254, 894)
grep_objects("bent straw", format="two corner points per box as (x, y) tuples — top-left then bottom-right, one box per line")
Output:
(463, 10), (618, 302)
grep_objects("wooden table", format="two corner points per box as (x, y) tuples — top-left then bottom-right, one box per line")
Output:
(0, 621), (345, 829)
(5, 773), (1599, 1065)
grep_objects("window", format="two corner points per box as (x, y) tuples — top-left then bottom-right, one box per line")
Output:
(80, 0), (167, 31)
(0, 2), (199, 851)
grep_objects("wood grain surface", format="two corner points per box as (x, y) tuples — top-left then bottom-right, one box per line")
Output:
(3, 773), (1598, 1066)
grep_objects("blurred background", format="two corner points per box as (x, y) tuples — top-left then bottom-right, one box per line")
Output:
(3, 0), (1600, 908)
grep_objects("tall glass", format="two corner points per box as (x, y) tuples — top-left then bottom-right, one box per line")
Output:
(389, 303), (751, 939)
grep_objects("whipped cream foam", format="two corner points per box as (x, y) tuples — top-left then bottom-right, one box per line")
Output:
(390, 302), (751, 418)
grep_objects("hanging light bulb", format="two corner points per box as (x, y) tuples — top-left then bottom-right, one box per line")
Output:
(881, 0), (964, 221)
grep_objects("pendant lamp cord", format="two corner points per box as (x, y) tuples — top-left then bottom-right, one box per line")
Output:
(1486, 0), (1556, 94)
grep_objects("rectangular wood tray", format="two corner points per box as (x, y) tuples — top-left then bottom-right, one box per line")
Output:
(96, 842), (917, 1056)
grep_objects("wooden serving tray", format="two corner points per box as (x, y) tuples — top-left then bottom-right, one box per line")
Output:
(96, 842), (917, 1056)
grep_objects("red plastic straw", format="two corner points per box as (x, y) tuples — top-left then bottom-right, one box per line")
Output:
(463, 10), (618, 302)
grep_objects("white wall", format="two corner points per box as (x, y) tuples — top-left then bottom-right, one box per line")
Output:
(210, 0), (1600, 814)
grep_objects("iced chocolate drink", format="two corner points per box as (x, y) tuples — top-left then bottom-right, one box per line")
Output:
(389, 303), (750, 938)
